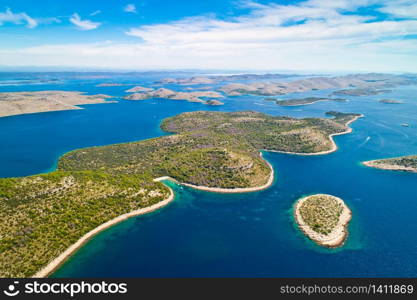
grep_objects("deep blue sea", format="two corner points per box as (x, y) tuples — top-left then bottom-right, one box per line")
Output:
(1, 72), (416, 277)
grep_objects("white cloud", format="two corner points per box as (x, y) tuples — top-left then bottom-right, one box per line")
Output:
(69, 13), (101, 30)
(89, 10), (101, 17)
(1, 36), (416, 73)
(0, 8), (38, 28)
(124, 4), (137, 14)
(379, 0), (417, 19)
(126, 0), (417, 45)
(1, 0), (416, 72)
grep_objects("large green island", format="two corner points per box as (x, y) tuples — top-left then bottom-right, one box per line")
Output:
(363, 155), (417, 173)
(0, 110), (361, 277)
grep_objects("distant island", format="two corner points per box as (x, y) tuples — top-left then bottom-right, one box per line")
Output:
(96, 83), (136, 87)
(123, 87), (224, 105)
(0, 110), (361, 277)
(378, 99), (403, 104)
(156, 73), (300, 85)
(125, 85), (154, 92)
(363, 155), (417, 173)
(331, 88), (392, 97)
(206, 99), (224, 106)
(1, 74), (414, 118)
(294, 194), (351, 248)
(0, 91), (115, 118)
(218, 73), (416, 96)
(269, 97), (346, 106)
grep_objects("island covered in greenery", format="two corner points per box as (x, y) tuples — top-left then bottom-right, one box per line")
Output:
(378, 99), (402, 104)
(294, 194), (351, 248)
(0, 110), (361, 277)
(331, 88), (392, 97)
(363, 155), (417, 173)
(266, 97), (346, 106)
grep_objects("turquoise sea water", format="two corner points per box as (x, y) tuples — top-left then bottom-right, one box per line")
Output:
(1, 73), (416, 277)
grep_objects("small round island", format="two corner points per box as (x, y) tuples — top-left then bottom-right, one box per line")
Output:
(294, 194), (352, 248)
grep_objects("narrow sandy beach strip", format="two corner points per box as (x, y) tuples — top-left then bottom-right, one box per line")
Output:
(33, 184), (174, 278)
(294, 195), (352, 248)
(34, 153), (273, 278)
(30, 114), (358, 277)
(266, 114), (364, 156)
(154, 152), (274, 193)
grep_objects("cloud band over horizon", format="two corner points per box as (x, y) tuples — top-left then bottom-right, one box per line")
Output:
(0, 0), (416, 72)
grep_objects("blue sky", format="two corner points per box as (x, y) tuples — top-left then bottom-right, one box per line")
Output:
(0, 0), (416, 72)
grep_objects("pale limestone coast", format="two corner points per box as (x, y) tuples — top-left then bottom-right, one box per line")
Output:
(96, 83), (128, 87)
(1, 110), (362, 277)
(294, 194), (351, 248)
(34, 181), (175, 278)
(206, 99), (224, 106)
(153, 152), (274, 194)
(218, 73), (417, 96)
(159, 76), (215, 85)
(97, 82), (153, 87)
(271, 97), (346, 106)
(363, 155), (417, 173)
(156, 73), (298, 85)
(267, 113), (363, 156)
(378, 99), (403, 104)
(331, 88), (392, 97)
(0, 91), (115, 118)
(126, 85), (154, 92)
(123, 87), (224, 105)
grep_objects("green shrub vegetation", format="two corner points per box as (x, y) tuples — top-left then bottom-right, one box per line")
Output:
(0, 110), (360, 277)
(367, 155), (417, 171)
(272, 97), (346, 106)
(299, 194), (343, 235)
(0, 171), (168, 277)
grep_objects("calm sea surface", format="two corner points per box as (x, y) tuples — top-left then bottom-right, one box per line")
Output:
(1, 73), (416, 277)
